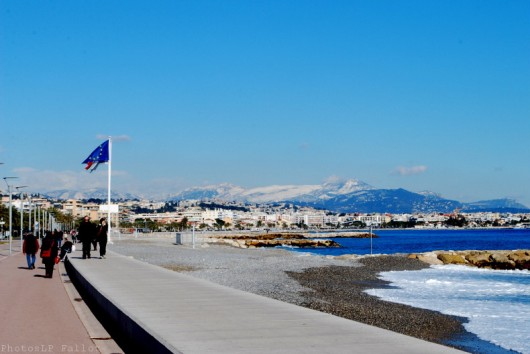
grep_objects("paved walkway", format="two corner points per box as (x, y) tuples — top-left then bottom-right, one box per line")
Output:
(67, 248), (467, 354)
(0, 242), (122, 354)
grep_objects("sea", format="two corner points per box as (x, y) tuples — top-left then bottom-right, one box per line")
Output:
(285, 229), (530, 354)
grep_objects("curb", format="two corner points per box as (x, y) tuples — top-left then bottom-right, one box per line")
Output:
(61, 259), (124, 354)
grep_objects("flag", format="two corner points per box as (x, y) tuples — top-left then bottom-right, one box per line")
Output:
(82, 140), (110, 172)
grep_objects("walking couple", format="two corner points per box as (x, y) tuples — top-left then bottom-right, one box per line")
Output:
(78, 216), (108, 259)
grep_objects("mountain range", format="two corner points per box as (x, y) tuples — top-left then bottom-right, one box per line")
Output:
(169, 179), (529, 214)
(42, 179), (530, 214)
(43, 188), (139, 201)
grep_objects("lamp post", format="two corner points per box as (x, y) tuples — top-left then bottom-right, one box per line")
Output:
(35, 203), (41, 239)
(41, 206), (45, 238)
(3, 177), (19, 255)
(43, 207), (47, 237)
(16, 186), (28, 249)
(28, 195), (32, 232)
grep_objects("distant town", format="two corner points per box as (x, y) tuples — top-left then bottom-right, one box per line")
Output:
(1, 194), (530, 238)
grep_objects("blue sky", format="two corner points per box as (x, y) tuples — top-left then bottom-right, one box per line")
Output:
(1, 1), (529, 205)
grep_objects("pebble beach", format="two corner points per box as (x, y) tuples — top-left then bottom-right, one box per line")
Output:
(109, 236), (512, 353)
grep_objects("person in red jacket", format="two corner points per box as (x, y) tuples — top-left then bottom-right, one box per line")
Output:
(40, 232), (58, 278)
(23, 232), (40, 269)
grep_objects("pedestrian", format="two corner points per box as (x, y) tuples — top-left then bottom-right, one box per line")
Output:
(78, 216), (96, 259)
(40, 232), (58, 278)
(59, 236), (74, 261)
(54, 229), (63, 248)
(96, 218), (109, 259)
(22, 232), (40, 269)
(58, 230), (64, 247)
(70, 229), (78, 243)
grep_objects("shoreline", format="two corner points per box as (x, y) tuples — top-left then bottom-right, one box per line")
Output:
(110, 239), (515, 354)
(286, 256), (516, 354)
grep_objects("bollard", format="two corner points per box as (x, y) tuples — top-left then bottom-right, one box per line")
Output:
(175, 232), (181, 245)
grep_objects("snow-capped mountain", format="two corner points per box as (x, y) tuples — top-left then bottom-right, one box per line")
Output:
(170, 179), (462, 213)
(170, 180), (529, 213)
(170, 179), (374, 204)
(296, 188), (462, 214)
(167, 183), (245, 201)
(240, 184), (322, 203)
(462, 199), (530, 213)
(296, 178), (375, 202)
(43, 188), (138, 201)
(41, 179), (530, 213)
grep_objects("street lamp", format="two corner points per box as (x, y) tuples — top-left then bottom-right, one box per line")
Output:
(28, 195), (33, 232)
(34, 203), (41, 239)
(16, 186), (28, 249)
(3, 177), (19, 255)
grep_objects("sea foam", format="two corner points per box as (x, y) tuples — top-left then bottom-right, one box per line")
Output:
(365, 265), (530, 354)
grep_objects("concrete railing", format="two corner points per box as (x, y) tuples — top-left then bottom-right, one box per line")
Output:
(111, 231), (207, 246)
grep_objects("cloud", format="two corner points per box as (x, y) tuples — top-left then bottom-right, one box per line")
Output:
(323, 175), (344, 184)
(13, 167), (37, 173)
(4, 166), (186, 199)
(393, 165), (428, 176)
(7, 167), (107, 193)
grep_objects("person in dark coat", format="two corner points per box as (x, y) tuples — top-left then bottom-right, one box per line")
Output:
(40, 232), (58, 278)
(96, 218), (109, 259)
(78, 216), (96, 259)
(59, 236), (74, 261)
(23, 233), (40, 269)
(53, 229), (63, 248)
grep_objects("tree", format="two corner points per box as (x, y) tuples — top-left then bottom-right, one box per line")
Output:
(234, 221), (244, 230)
(381, 220), (414, 228)
(120, 221), (133, 228)
(53, 208), (74, 230)
(165, 221), (179, 231)
(178, 217), (189, 231)
(134, 218), (157, 231)
(214, 218), (226, 230)
(445, 215), (467, 228)
(0, 204), (10, 237)
(296, 221), (308, 230)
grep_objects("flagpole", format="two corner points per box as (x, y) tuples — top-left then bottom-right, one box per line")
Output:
(107, 136), (113, 244)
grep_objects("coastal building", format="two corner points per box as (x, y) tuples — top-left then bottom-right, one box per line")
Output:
(354, 214), (390, 226)
(182, 208), (203, 224)
(5, 193), (530, 232)
(202, 208), (234, 222)
(129, 212), (180, 224)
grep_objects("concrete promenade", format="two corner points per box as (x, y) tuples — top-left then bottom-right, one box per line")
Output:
(0, 242), (121, 354)
(66, 248), (466, 354)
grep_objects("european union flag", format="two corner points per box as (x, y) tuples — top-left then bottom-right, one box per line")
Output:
(82, 140), (110, 172)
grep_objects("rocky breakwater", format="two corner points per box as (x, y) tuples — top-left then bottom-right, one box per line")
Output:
(204, 233), (341, 249)
(409, 250), (530, 270)
(302, 231), (378, 238)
